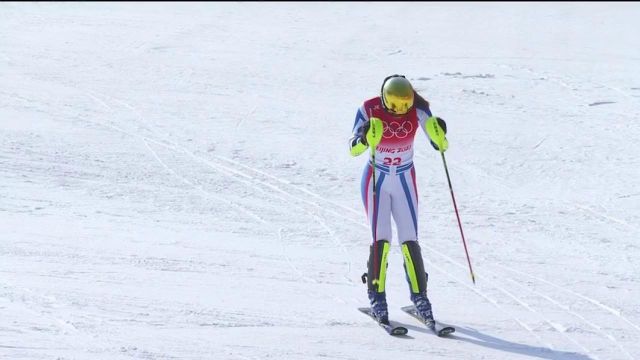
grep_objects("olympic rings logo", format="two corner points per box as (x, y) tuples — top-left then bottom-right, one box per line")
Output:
(383, 121), (413, 139)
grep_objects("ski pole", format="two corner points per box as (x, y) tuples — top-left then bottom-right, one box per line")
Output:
(366, 117), (383, 288)
(440, 150), (476, 284)
(426, 117), (476, 284)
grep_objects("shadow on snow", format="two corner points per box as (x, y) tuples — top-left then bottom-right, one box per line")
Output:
(399, 322), (593, 360)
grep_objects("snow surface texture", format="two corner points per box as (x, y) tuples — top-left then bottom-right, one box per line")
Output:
(2, 2), (639, 359)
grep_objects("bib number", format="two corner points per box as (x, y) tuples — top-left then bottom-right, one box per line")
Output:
(383, 157), (401, 165)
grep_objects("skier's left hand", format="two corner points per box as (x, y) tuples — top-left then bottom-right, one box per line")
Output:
(428, 117), (448, 152)
(430, 139), (448, 152)
(435, 117), (447, 134)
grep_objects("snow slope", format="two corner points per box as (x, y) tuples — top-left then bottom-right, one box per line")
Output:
(1, 2), (639, 359)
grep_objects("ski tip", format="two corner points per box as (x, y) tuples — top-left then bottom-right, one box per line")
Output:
(437, 326), (456, 337)
(392, 327), (408, 336)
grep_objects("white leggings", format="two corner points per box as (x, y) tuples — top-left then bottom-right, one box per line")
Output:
(360, 162), (419, 244)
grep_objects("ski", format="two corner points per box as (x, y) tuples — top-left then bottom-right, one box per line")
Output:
(358, 307), (408, 336)
(401, 305), (455, 337)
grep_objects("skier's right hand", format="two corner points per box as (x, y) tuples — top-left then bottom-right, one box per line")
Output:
(365, 117), (383, 147)
(356, 120), (371, 146)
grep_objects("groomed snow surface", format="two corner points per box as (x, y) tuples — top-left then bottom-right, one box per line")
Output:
(2, 3), (639, 359)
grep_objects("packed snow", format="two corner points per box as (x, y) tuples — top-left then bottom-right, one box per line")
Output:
(1, 3), (639, 359)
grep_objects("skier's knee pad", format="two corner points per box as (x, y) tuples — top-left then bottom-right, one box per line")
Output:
(367, 240), (390, 293)
(401, 241), (428, 294)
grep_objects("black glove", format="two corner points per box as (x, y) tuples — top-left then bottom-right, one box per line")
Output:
(356, 120), (371, 146)
(429, 117), (447, 151)
(435, 117), (447, 133)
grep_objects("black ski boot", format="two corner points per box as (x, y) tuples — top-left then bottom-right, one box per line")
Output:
(401, 240), (435, 323)
(362, 239), (390, 324)
(368, 290), (389, 324)
(411, 292), (434, 324)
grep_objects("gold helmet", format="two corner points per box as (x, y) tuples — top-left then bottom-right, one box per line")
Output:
(381, 75), (414, 115)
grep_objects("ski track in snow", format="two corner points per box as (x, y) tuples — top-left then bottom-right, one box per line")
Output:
(495, 264), (640, 335)
(86, 90), (354, 292)
(84, 90), (270, 226)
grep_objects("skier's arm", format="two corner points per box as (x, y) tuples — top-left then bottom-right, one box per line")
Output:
(415, 92), (448, 152)
(349, 105), (370, 157)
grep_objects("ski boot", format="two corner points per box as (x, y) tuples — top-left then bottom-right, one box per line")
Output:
(362, 239), (390, 324)
(411, 292), (434, 324)
(367, 290), (389, 324)
(401, 240), (435, 324)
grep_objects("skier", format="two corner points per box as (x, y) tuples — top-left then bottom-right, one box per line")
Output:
(350, 74), (448, 325)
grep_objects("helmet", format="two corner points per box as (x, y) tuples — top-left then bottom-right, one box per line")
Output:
(381, 75), (414, 115)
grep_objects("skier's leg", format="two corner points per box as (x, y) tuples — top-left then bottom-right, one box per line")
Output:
(401, 240), (434, 322)
(361, 165), (393, 323)
(390, 167), (434, 322)
(401, 241), (428, 295)
(361, 165), (392, 242)
(392, 169), (419, 243)
(365, 239), (390, 323)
